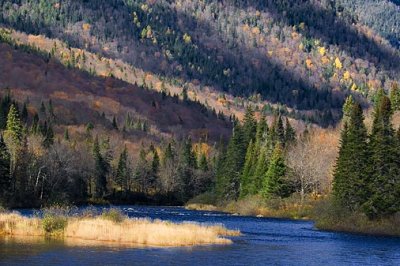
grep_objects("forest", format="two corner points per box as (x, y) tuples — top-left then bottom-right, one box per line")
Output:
(1, 0), (399, 126)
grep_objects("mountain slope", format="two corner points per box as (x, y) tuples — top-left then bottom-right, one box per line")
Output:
(2, 0), (399, 126)
(0, 40), (231, 142)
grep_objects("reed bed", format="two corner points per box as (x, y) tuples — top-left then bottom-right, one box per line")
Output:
(0, 212), (240, 247)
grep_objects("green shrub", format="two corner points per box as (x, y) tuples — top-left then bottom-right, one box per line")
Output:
(187, 191), (217, 205)
(101, 208), (125, 223)
(42, 214), (67, 234)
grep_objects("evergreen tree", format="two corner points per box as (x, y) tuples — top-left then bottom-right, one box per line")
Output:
(389, 82), (400, 111)
(115, 146), (129, 192)
(261, 144), (290, 198)
(276, 115), (285, 145)
(93, 137), (108, 198)
(199, 152), (209, 172)
(342, 95), (355, 124)
(240, 139), (255, 198)
(3, 105), (23, 180)
(112, 116), (118, 130)
(284, 118), (296, 145)
(21, 103), (28, 123)
(364, 96), (400, 218)
(0, 135), (11, 200)
(333, 102), (370, 212)
(135, 148), (149, 193)
(242, 106), (257, 145)
(162, 142), (174, 166)
(216, 123), (246, 200)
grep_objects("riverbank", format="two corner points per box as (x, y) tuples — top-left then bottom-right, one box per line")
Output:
(186, 195), (316, 220)
(0, 209), (240, 247)
(186, 195), (400, 237)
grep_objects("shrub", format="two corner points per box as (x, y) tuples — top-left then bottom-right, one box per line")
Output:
(42, 214), (67, 234)
(101, 208), (125, 223)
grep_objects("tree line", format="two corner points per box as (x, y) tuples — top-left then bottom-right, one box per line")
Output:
(333, 92), (400, 219)
(0, 94), (215, 207)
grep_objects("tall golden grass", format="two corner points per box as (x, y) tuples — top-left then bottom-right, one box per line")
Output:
(0, 212), (240, 247)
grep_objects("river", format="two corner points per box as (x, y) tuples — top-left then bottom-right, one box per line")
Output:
(0, 206), (399, 265)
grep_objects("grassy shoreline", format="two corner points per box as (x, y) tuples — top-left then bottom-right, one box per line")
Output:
(186, 196), (400, 237)
(0, 209), (240, 247)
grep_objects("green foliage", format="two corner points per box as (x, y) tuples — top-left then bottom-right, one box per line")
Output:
(101, 208), (125, 223)
(93, 137), (109, 198)
(333, 102), (370, 211)
(334, 97), (400, 219)
(41, 205), (71, 234)
(261, 144), (290, 199)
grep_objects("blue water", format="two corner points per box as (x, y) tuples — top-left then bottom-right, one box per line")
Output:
(0, 206), (399, 265)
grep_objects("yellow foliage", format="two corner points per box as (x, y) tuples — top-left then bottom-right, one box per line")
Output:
(318, 47), (326, 56)
(335, 57), (343, 69)
(298, 43), (304, 50)
(267, 51), (273, 56)
(351, 83), (358, 91)
(343, 71), (351, 80)
(183, 33), (192, 44)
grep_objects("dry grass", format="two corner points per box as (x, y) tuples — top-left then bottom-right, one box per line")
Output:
(0, 212), (240, 247)
(185, 204), (218, 212)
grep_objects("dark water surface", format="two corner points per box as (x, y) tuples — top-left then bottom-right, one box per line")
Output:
(0, 206), (399, 265)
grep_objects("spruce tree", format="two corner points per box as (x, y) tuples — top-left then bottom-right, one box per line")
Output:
(332, 102), (370, 211)
(0, 135), (11, 200)
(261, 144), (290, 199)
(3, 104), (23, 180)
(242, 106), (257, 145)
(284, 118), (296, 145)
(342, 95), (355, 124)
(364, 96), (400, 218)
(112, 116), (118, 130)
(216, 123), (246, 200)
(389, 82), (400, 111)
(93, 137), (108, 198)
(115, 146), (129, 192)
(199, 152), (209, 172)
(240, 139), (255, 197)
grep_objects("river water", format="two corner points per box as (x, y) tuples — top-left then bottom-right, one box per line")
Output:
(0, 206), (399, 265)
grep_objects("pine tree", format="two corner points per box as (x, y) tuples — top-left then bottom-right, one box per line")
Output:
(364, 96), (400, 218)
(112, 116), (118, 130)
(242, 106), (257, 145)
(162, 142), (174, 166)
(115, 146), (129, 192)
(199, 152), (209, 172)
(285, 118), (296, 145)
(93, 137), (108, 198)
(332, 102), (370, 212)
(216, 123), (246, 200)
(240, 140), (255, 197)
(21, 103), (28, 123)
(389, 82), (400, 111)
(261, 144), (290, 199)
(0, 135), (11, 199)
(3, 105), (23, 179)
(276, 115), (285, 145)
(342, 95), (355, 124)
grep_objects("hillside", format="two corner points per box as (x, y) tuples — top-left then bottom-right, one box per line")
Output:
(1, 0), (399, 126)
(0, 40), (231, 143)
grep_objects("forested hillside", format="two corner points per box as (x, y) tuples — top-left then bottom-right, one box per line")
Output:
(1, 0), (399, 126)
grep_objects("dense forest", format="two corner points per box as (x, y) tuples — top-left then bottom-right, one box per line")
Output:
(1, 0), (399, 126)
